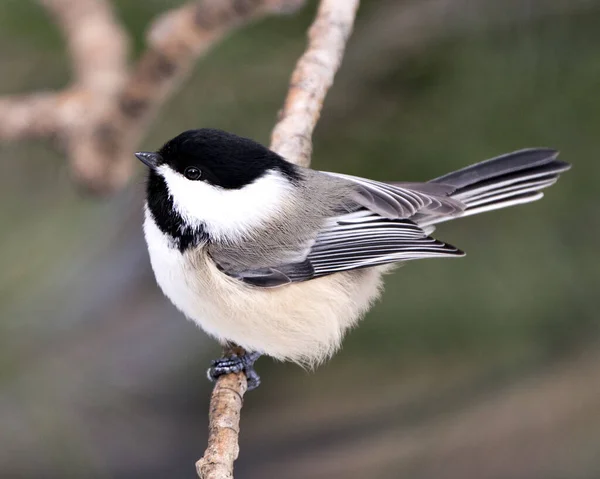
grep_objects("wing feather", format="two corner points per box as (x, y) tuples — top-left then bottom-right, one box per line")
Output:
(307, 212), (463, 276)
(215, 176), (466, 287)
(214, 148), (568, 288)
(325, 172), (465, 218)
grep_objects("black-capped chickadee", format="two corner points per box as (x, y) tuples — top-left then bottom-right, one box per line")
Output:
(136, 129), (570, 389)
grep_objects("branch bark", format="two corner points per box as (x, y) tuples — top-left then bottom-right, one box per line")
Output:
(70, 0), (306, 192)
(196, 368), (248, 479)
(0, 0), (128, 141)
(0, 0), (305, 192)
(195, 1), (360, 478)
(270, 0), (360, 167)
(39, 0), (129, 92)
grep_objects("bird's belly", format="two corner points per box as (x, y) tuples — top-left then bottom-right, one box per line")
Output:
(145, 218), (385, 365)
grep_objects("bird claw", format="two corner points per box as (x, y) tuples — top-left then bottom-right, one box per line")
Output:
(207, 351), (262, 391)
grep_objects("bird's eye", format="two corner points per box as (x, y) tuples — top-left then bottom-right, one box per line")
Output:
(184, 166), (202, 180)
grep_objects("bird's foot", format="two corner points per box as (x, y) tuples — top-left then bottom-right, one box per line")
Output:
(207, 351), (262, 391)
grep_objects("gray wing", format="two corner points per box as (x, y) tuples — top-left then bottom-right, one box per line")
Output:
(215, 148), (569, 287)
(306, 210), (463, 277)
(215, 174), (465, 288)
(329, 171), (465, 219)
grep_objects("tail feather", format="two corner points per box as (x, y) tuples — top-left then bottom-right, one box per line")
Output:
(431, 148), (561, 188)
(418, 148), (570, 227)
(460, 176), (558, 207)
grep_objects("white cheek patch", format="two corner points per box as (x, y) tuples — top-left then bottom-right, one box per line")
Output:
(158, 166), (292, 241)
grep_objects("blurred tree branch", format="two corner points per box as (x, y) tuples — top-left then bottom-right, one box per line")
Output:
(2, 0), (591, 193)
(0, 0), (305, 193)
(195, 1), (360, 478)
(0, 0), (127, 143)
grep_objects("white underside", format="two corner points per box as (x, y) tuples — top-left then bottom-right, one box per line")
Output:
(143, 212), (385, 365)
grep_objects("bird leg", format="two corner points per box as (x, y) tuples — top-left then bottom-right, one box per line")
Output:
(207, 350), (262, 390)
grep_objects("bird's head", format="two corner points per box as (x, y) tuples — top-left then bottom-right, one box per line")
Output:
(137, 128), (301, 244)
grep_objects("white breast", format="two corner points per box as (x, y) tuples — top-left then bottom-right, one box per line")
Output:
(143, 209), (386, 366)
(143, 211), (207, 325)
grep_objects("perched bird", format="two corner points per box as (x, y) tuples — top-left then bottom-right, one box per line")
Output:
(136, 129), (570, 389)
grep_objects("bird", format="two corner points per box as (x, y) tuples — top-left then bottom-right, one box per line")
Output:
(136, 128), (570, 389)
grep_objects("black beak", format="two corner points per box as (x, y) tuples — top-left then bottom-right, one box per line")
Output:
(135, 151), (161, 169)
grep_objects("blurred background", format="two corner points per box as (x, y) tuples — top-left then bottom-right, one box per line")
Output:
(1, 0), (599, 477)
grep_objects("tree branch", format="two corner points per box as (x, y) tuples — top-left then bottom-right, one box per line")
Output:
(196, 369), (248, 479)
(39, 0), (129, 92)
(0, 0), (305, 192)
(0, 91), (85, 140)
(71, 0), (306, 192)
(195, 1), (360, 478)
(0, 0), (127, 141)
(270, 0), (360, 167)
